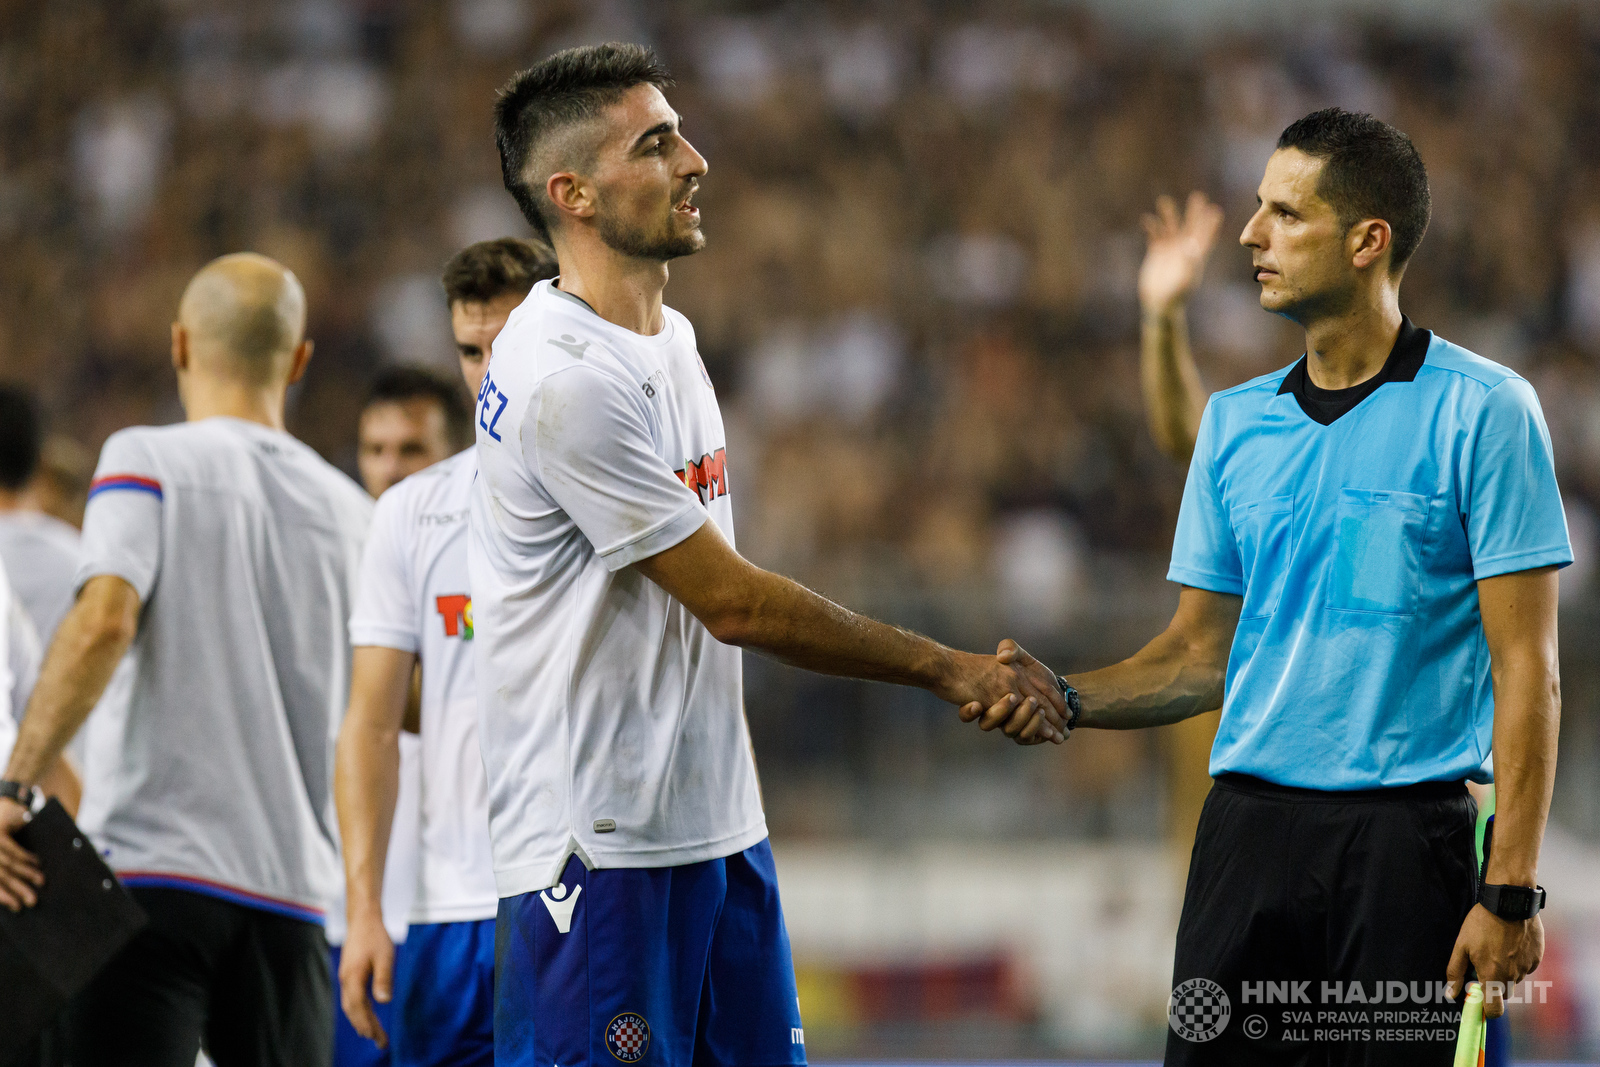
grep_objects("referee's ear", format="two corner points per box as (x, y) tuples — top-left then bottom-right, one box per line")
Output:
(1349, 217), (1393, 273)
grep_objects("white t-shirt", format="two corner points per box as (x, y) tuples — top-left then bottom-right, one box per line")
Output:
(0, 563), (41, 768)
(350, 449), (497, 925)
(75, 417), (372, 922)
(470, 281), (767, 898)
(0, 511), (81, 644)
(0, 511), (120, 773)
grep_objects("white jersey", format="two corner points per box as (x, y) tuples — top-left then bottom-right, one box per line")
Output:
(470, 280), (766, 898)
(0, 511), (81, 643)
(350, 449), (497, 924)
(0, 563), (42, 767)
(0, 511), (120, 772)
(75, 417), (372, 922)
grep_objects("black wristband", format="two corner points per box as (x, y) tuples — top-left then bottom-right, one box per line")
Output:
(1055, 676), (1082, 734)
(1479, 882), (1547, 922)
(0, 780), (38, 808)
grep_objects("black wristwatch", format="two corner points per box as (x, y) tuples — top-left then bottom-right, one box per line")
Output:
(0, 780), (38, 809)
(1479, 882), (1547, 922)
(1054, 676), (1082, 735)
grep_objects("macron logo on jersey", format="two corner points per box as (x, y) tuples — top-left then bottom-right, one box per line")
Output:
(436, 594), (473, 640)
(676, 448), (729, 505)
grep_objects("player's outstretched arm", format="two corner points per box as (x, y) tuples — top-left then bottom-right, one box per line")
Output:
(0, 574), (139, 910)
(1446, 565), (1559, 1019)
(989, 586), (1239, 734)
(633, 520), (1067, 744)
(1139, 192), (1223, 463)
(333, 644), (416, 1049)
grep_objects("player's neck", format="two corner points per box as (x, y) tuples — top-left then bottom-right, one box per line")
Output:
(1302, 291), (1403, 391)
(553, 238), (669, 337)
(179, 379), (288, 432)
(0, 487), (27, 513)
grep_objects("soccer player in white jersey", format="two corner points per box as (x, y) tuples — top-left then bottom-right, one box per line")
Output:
(329, 364), (479, 1067)
(336, 237), (556, 1067)
(478, 44), (1065, 1066)
(0, 388), (84, 645)
(0, 253), (372, 1067)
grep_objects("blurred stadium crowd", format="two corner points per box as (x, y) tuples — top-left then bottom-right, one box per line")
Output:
(5, 0), (1600, 850)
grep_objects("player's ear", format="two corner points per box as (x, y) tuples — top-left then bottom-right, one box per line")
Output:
(286, 339), (314, 385)
(547, 172), (594, 223)
(1350, 218), (1392, 272)
(170, 322), (189, 373)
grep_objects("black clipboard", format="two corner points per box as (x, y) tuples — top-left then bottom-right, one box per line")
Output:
(0, 799), (148, 1063)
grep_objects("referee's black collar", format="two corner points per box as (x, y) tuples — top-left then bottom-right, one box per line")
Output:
(1277, 315), (1431, 426)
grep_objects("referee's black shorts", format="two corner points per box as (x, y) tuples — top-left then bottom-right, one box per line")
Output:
(62, 886), (333, 1067)
(1166, 773), (1477, 1067)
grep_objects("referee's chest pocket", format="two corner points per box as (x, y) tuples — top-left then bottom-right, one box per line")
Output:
(1230, 494), (1294, 620)
(1329, 488), (1430, 615)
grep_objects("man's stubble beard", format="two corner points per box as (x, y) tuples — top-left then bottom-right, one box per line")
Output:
(1262, 271), (1358, 328)
(597, 206), (705, 262)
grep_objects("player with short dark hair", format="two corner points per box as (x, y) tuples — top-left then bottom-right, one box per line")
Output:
(1012, 108), (1563, 1065)
(0, 388), (42, 492)
(0, 253), (373, 1066)
(477, 42), (1063, 1067)
(357, 367), (473, 498)
(334, 238), (557, 1067)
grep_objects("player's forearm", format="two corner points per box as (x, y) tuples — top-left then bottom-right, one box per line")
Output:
(335, 719), (402, 920)
(713, 569), (955, 694)
(3, 580), (137, 786)
(1139, 306), (1206, 464)
(1486, 648), (1559, 888)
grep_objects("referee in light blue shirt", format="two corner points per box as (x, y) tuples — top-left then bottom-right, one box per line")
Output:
(994, 109), (1568, 1066)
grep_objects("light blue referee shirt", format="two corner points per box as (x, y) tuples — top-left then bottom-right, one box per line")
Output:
(1170, 319), (1571, 789)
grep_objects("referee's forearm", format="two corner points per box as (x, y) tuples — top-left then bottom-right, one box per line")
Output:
(1486, 657), (1559, 887)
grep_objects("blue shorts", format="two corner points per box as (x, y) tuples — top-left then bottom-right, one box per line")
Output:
(391, 919), (495, 1067)
(331, 942), (400, 1067)
(494, 838), (806, 1067)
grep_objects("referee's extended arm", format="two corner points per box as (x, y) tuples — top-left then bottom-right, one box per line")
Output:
(997, 586), (1242, 731)
(1445, 565), (1559, 1019)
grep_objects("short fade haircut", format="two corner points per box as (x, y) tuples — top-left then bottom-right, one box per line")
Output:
(362, 365), (473, 451)
(442, 237), (558, 306)
(1277, 108), (1431, 271)
(0, 386), (42, 490)
(494, 43), (675, 243)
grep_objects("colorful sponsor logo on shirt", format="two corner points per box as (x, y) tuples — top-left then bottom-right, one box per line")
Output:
(605, 1012), (650, 1062)
(436, 594), (473, 639)
(676, 448), (729, 505)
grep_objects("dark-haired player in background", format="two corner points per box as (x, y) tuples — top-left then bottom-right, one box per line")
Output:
(477, 42), (1064, 1066)
(336, 237), (555, 1067)
(1016, 108), (1562, 1065)
(331, 364), (476, 1067)
(358, 366), (476, 500)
